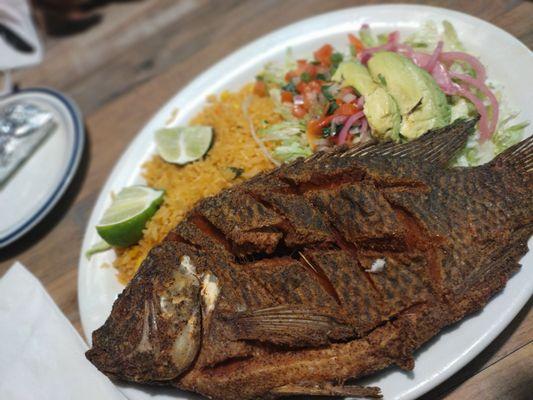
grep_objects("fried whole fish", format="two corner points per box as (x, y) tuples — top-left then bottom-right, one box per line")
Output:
(87, 119), (533, 399)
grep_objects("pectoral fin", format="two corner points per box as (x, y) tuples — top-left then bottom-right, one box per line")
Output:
(271, 382), (382, 398)
(224, 305), (355, 347)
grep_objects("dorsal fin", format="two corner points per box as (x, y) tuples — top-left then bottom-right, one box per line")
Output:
(344, 118), (478, 166)
(490, 133), (533, 174)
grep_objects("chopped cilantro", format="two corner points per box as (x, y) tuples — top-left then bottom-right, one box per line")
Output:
(330, 52), (344, 66)
(227, 166), (244, 179)
(301, 72), (311, 82)
(281, 82), (297, 93)
(326, 101), (339, 115)
(321, 85), (334, 100)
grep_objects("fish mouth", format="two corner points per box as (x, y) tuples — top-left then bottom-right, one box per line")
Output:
(86, 244), (207, 383)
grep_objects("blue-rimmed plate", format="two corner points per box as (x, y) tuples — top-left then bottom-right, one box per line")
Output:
(0, 88), (84, 248)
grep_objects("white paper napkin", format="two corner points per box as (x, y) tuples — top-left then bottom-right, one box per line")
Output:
(0, 0), (43, 71)
(0, 262), (127, 400)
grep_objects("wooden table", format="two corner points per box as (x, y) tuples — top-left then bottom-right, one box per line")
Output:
(1, 0), (531, 398)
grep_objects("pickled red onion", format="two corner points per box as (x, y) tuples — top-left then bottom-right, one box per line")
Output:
(454, 85), (490, 140)
(396, 43), (414, 58)
(431, 62), (456, 95)
(351, 28), (498, 142)
(440, 51), (487, 82)
(337, 111), (365, 145)
(332, 115), (348, 126)
(450, 72), (499, 140)
(425, 40), (443, 72)
(360, 118), (369, 141)
(359, 31), (400, 64)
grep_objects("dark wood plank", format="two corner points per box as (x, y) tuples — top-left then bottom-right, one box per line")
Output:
(420, 299), (532, 399)
(12, 0), (532, 114)
(445, 342), (533, 400)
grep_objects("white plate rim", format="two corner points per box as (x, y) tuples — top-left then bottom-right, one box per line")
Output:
(0, 87), (84, 248)
(78, 4), (533, 400)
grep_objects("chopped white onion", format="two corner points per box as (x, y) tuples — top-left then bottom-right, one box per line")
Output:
(293, 95), (304, 105)
(342, 93), (356, 104)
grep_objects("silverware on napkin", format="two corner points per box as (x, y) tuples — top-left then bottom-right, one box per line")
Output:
(0, 101), (57, 185)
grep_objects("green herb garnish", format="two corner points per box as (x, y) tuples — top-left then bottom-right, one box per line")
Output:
(281, 82), (297, 93)
(301, 72), (311, 82)
(330, 52), (344, 66)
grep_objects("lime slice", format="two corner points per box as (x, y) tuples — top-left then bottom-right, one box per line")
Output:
(155, 126), (213, 165)
(96, 186), (164, 247)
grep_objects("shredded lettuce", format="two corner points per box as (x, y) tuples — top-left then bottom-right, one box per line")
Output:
(257, 62), (285, 87)
(405, 21), (439, 50)
(405, 21), (465, 53)
(450, 97), (475, 122)
(454, 112), (528, 167)
(258, 120), (311, 163)
(376, 33), (388, 45)
(359, 25), (377, 47)
(273, 141), (312, 162)
(258, 120), (305, 141)
(442, 20), (465, 51)
(493, 114), (529, 154)
(285, 47), (296, 71)
(268, 88), (294, 120)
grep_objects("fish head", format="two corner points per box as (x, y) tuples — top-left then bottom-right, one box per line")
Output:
(86, 243), (203, 383)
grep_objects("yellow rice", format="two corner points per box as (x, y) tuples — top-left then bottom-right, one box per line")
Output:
(114, 85), (280, 284)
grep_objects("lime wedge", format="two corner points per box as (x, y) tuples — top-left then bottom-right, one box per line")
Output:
(155, 126), (213, 165)
(96, 186), (164, 247)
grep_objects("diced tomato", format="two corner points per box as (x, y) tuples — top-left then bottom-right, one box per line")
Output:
(296, 80), (321, 95)
(314, 44), (333, 66)
(348, 33), (365, 54)
(285, 70), (297, 82)
(317, 115), (336, 128)
(307, 119), (322, 138)
(306, 114), (338, 149)
(296, 59), (308, 70)
(286, 59), (321, 83)
(298, 60), (318, 77)
(307, 81), (322, 92)
(334, 103), (358, 116)
(281, 90), (293, 103)
(253, 80), (267, 97)
(292, 104), (307, 118)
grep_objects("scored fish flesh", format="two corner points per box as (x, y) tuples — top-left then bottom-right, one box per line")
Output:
(87, 119), (533, 399)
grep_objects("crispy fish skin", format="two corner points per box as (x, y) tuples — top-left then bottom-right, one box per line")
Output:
(86, 119), (533, 399)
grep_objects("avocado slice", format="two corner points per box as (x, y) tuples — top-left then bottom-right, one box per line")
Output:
(367, 52), (451, 140)
(332, 62), (401, 140)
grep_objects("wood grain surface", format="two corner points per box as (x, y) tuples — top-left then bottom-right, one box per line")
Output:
(1, 1), (532, 399)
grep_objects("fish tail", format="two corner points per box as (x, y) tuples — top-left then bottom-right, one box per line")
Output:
(486, 135), (533, 222)
(490, 134), (533, 180)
